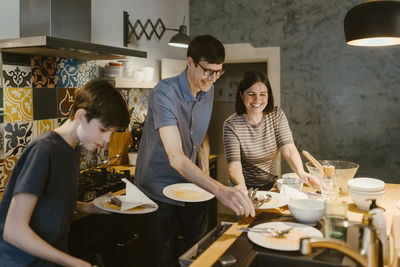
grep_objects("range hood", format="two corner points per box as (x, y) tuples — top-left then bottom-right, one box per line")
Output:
(0, 35), (147, 60)
(1, 0), (147, 60)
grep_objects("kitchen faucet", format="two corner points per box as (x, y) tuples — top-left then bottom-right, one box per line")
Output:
(300, 223), (381, 267)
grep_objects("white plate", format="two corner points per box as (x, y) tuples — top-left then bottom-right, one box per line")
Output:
(255, 191), (289, 209)
(93, 195), (158, 214)
(247, 221), (323, 251)
(163, 183), (215, 202)
(282, 172), (300, 179)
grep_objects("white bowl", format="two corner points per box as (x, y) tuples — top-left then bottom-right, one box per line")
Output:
(288, 199), (325, 225)
(348, 188), (385, 211)
(348, 177), (385, 192)
(277, 177), (303, 192)
(306, 160), (359, 195)
(282, 172), (300, 179)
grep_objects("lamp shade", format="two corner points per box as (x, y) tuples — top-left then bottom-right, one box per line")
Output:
(168, 25), (190, 48)
(344, 1), (400, 46)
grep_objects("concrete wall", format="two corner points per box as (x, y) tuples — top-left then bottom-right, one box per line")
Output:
(190, 0), (400, 183)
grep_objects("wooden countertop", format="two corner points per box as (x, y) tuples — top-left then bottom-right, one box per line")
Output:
(190, 183), (400, 267)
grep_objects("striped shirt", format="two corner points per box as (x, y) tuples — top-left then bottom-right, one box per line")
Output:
(223, 107), (294, 189)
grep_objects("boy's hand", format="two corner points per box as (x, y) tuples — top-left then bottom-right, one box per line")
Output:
(76, 192), (112, 214)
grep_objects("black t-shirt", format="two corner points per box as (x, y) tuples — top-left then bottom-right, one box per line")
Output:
(0, 131), (80, 266)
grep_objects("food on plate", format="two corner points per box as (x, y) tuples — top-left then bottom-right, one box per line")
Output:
(263, 228), (309, 246)
(171, 188), (204, 200)
(110, 196), (122, 206)
(105, 198), (144, 211)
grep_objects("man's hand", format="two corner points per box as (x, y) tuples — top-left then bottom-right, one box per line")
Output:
(215, 185), (255, 217)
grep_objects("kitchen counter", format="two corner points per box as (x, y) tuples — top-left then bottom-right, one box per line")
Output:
(190, 183), (400, 267)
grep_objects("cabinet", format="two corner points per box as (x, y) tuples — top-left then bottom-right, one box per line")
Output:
(69, 213), (154, 267)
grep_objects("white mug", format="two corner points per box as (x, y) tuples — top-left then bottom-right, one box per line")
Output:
(133, 70), (144, 82)
(141, 67), (154, 83)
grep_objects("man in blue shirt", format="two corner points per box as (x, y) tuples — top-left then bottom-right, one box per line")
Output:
(135, 35), (255, 266)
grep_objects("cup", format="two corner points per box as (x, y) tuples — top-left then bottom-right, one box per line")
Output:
(324, 200), (348, 241)
(133, 70), (144, 82)
(141, 67), (154, 83)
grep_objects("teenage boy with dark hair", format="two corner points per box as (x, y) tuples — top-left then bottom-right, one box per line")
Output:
(135, 35), (255, 267)
(0, 80), (130, 266)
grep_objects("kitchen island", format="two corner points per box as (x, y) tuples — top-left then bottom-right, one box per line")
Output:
(190, 183), (400, 267)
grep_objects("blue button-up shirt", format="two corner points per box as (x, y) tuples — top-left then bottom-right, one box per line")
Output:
(134, 69), (214, 205)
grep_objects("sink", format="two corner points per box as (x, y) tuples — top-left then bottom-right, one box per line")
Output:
(212, 212), (360, 267)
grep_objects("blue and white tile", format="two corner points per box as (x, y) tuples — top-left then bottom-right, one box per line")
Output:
(77, 60), (99, 88)
(57, 58), (78, 88)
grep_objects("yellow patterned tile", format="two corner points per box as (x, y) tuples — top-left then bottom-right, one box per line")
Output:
(35, 119), (58, 136)
(4, 156), (18, 189)
(4, 87), (33, 122)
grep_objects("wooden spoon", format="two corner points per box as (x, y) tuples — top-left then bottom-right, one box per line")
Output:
(302, 150), (323, 172)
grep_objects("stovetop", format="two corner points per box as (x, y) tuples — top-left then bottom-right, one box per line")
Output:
(77, 168), (131, 202)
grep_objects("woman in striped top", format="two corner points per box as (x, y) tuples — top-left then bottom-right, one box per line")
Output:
(223, 71), (318, 191)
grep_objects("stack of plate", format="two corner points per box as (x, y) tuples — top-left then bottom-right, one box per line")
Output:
(348, 177), (385, 210)
(103, 62), (123, 78)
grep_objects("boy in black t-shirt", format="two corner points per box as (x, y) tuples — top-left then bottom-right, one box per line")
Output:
(0, 80), (129, 266)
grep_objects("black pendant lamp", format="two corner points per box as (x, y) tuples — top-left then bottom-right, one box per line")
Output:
(344, 0), (400, 46)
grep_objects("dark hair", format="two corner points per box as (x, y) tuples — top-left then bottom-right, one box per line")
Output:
(235, 71), (274, 115)
(70, 80), (130, 130)
(187, 35), (225, 65)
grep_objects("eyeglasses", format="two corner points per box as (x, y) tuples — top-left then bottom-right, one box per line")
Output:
(198, 62), (225, 78)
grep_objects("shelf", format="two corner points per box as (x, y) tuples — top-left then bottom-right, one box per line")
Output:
(0, 36), (147, 60)
(107, 78), (157, 88)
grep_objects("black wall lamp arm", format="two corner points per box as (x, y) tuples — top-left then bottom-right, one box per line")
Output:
(124, 11), (186, 47)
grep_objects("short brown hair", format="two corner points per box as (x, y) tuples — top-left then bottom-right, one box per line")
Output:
(70, 80), (129, 130)
(187, 35), (225, 65)
(235, 71), (274, 115)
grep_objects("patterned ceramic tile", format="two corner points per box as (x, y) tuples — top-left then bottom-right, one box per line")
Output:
(128, 88), (151, 117)
(119, 89), (130, 105)
(0, 88), (3, 123)
(3, 156), (18, 190)
(57, 88), (76, 117)
(4, 121), (33, 158)
(0, 159), (4, 191)
(31, 56), (58, 88)
(58, 117), (68, 126)
(0, 124), (4, 158)
(80, 147), (98, 170)
(2, 65), (32, 87)
(35, 119), (58, 137)
(57, 58), (78, 88)
(2, 53), (31, 66)
(4, 87), (33, 122)
(77, 60), (99, 88)
(33, 87), (57, 120)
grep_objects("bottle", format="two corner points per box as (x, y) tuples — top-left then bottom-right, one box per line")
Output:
(323, 165), (348, 241)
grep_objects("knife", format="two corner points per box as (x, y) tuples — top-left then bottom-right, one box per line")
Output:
(237, 227), (276, 233)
